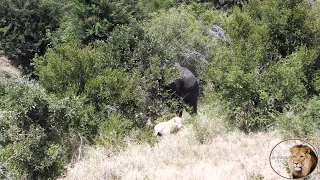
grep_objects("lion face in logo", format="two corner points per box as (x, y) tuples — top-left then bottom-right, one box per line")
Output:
(288, 145), (318, 179)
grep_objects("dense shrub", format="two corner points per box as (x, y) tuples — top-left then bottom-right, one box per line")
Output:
(59, 0), (145, 44)
(301, 97), (320, 129)
(95, 113), (133, 147)
(85, 68), (142, 120)
(0, 79), (81, 179)
(173, 0), (247, 10)
(203, 7), (267, 131)
(144, 5), (220, 89)
(0, 0), (62, 70)
(259, 48), (315, 111)
(34, 43), (104, 96)
(141, 0), (173, 12)
(34, 42), (145, 138)
(98, 6), (215, 75)
(98, 22), (150, 71)
(276, 96), (320, 138)
(203, 0), (320, 132)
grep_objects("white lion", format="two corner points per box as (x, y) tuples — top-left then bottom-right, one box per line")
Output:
(153, 116), (183, 136)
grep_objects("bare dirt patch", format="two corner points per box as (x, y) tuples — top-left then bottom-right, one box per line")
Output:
(0, 56), (20, 77)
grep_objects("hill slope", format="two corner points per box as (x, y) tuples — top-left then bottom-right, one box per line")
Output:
(0, 55), (20, 79)
(59, 109), (320, 180)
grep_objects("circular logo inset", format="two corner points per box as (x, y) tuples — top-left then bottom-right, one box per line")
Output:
(269, 139), (318, 179)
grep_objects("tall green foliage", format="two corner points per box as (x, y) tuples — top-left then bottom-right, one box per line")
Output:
(0, 0), (62, 69)
(0, 79), (81, 179)
(98, 22), (150, 71)
(145, 6), (214, 76)
(34, 42), (144, 138)
(276, 96), (320, 138)
(85, 68), (142, 118)
(34, 43), (104, 96)
(54, 0), (146, 44)
(246, 0), (315, 58)
(203, 0), (320, 132)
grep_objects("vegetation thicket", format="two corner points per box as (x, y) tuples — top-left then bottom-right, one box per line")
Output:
(1, 0), (320, 179)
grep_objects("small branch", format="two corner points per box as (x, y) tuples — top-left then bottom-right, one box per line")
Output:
(207, 24), (231, 44)
(72, 133), (83, 180)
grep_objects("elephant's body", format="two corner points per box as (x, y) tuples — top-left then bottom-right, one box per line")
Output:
(164, 63), (199, 117)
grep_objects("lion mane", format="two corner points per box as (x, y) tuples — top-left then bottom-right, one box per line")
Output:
(288, 145), (318, 179)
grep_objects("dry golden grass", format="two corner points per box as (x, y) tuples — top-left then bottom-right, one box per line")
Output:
(60, 107), (320, 180)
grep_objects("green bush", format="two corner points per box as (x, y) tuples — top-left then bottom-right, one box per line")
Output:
(0, 0), (62, 69)
(0, 79), (80, 179)
(146, 6), (211, 71)
(257, 0), (314, 58)
(203, 0), (320, 132)
(96, 5), (214, 74)
(34, 43), (104, 96)
(98, 22), (150, 71)
(172, 0), (246, 10)
(260, 48), (314, 110)
(59, 0), (145, 44)
(276, 97), (320, 138)
(306, 2), (320, 48)
(141, 0), (173, 12)
(85, 68), (142, 120)
(34, 42), (145, 138)
(95, 113), (133, 147)
(302, 97), (320, 127)
(204, 9), (268, 131)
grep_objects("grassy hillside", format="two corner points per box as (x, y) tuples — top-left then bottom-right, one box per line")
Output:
(60, 106), (320, 180)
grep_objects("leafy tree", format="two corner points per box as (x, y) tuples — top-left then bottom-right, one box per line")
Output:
(53, 0), (146, 45)
(34, 42), (144, 137)
(141, 0), (173, 12)
(0, 79), (81, 179)
(246, 0), (316, 58)
(172, 0), (247, 10)
(145, 6), (214, 77)
(203, 0), (320, 132)
(85, 68), (142, 120)
(98, 22), (151, 71)
(0, 0), (62, 71)
(34, 43), (104, 96)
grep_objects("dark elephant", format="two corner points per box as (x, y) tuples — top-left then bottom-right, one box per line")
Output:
(163, 63), (200, 117)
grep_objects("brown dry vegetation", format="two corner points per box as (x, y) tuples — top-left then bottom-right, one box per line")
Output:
(0, 55), (20, 78)
(59, 107), (320, 180)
